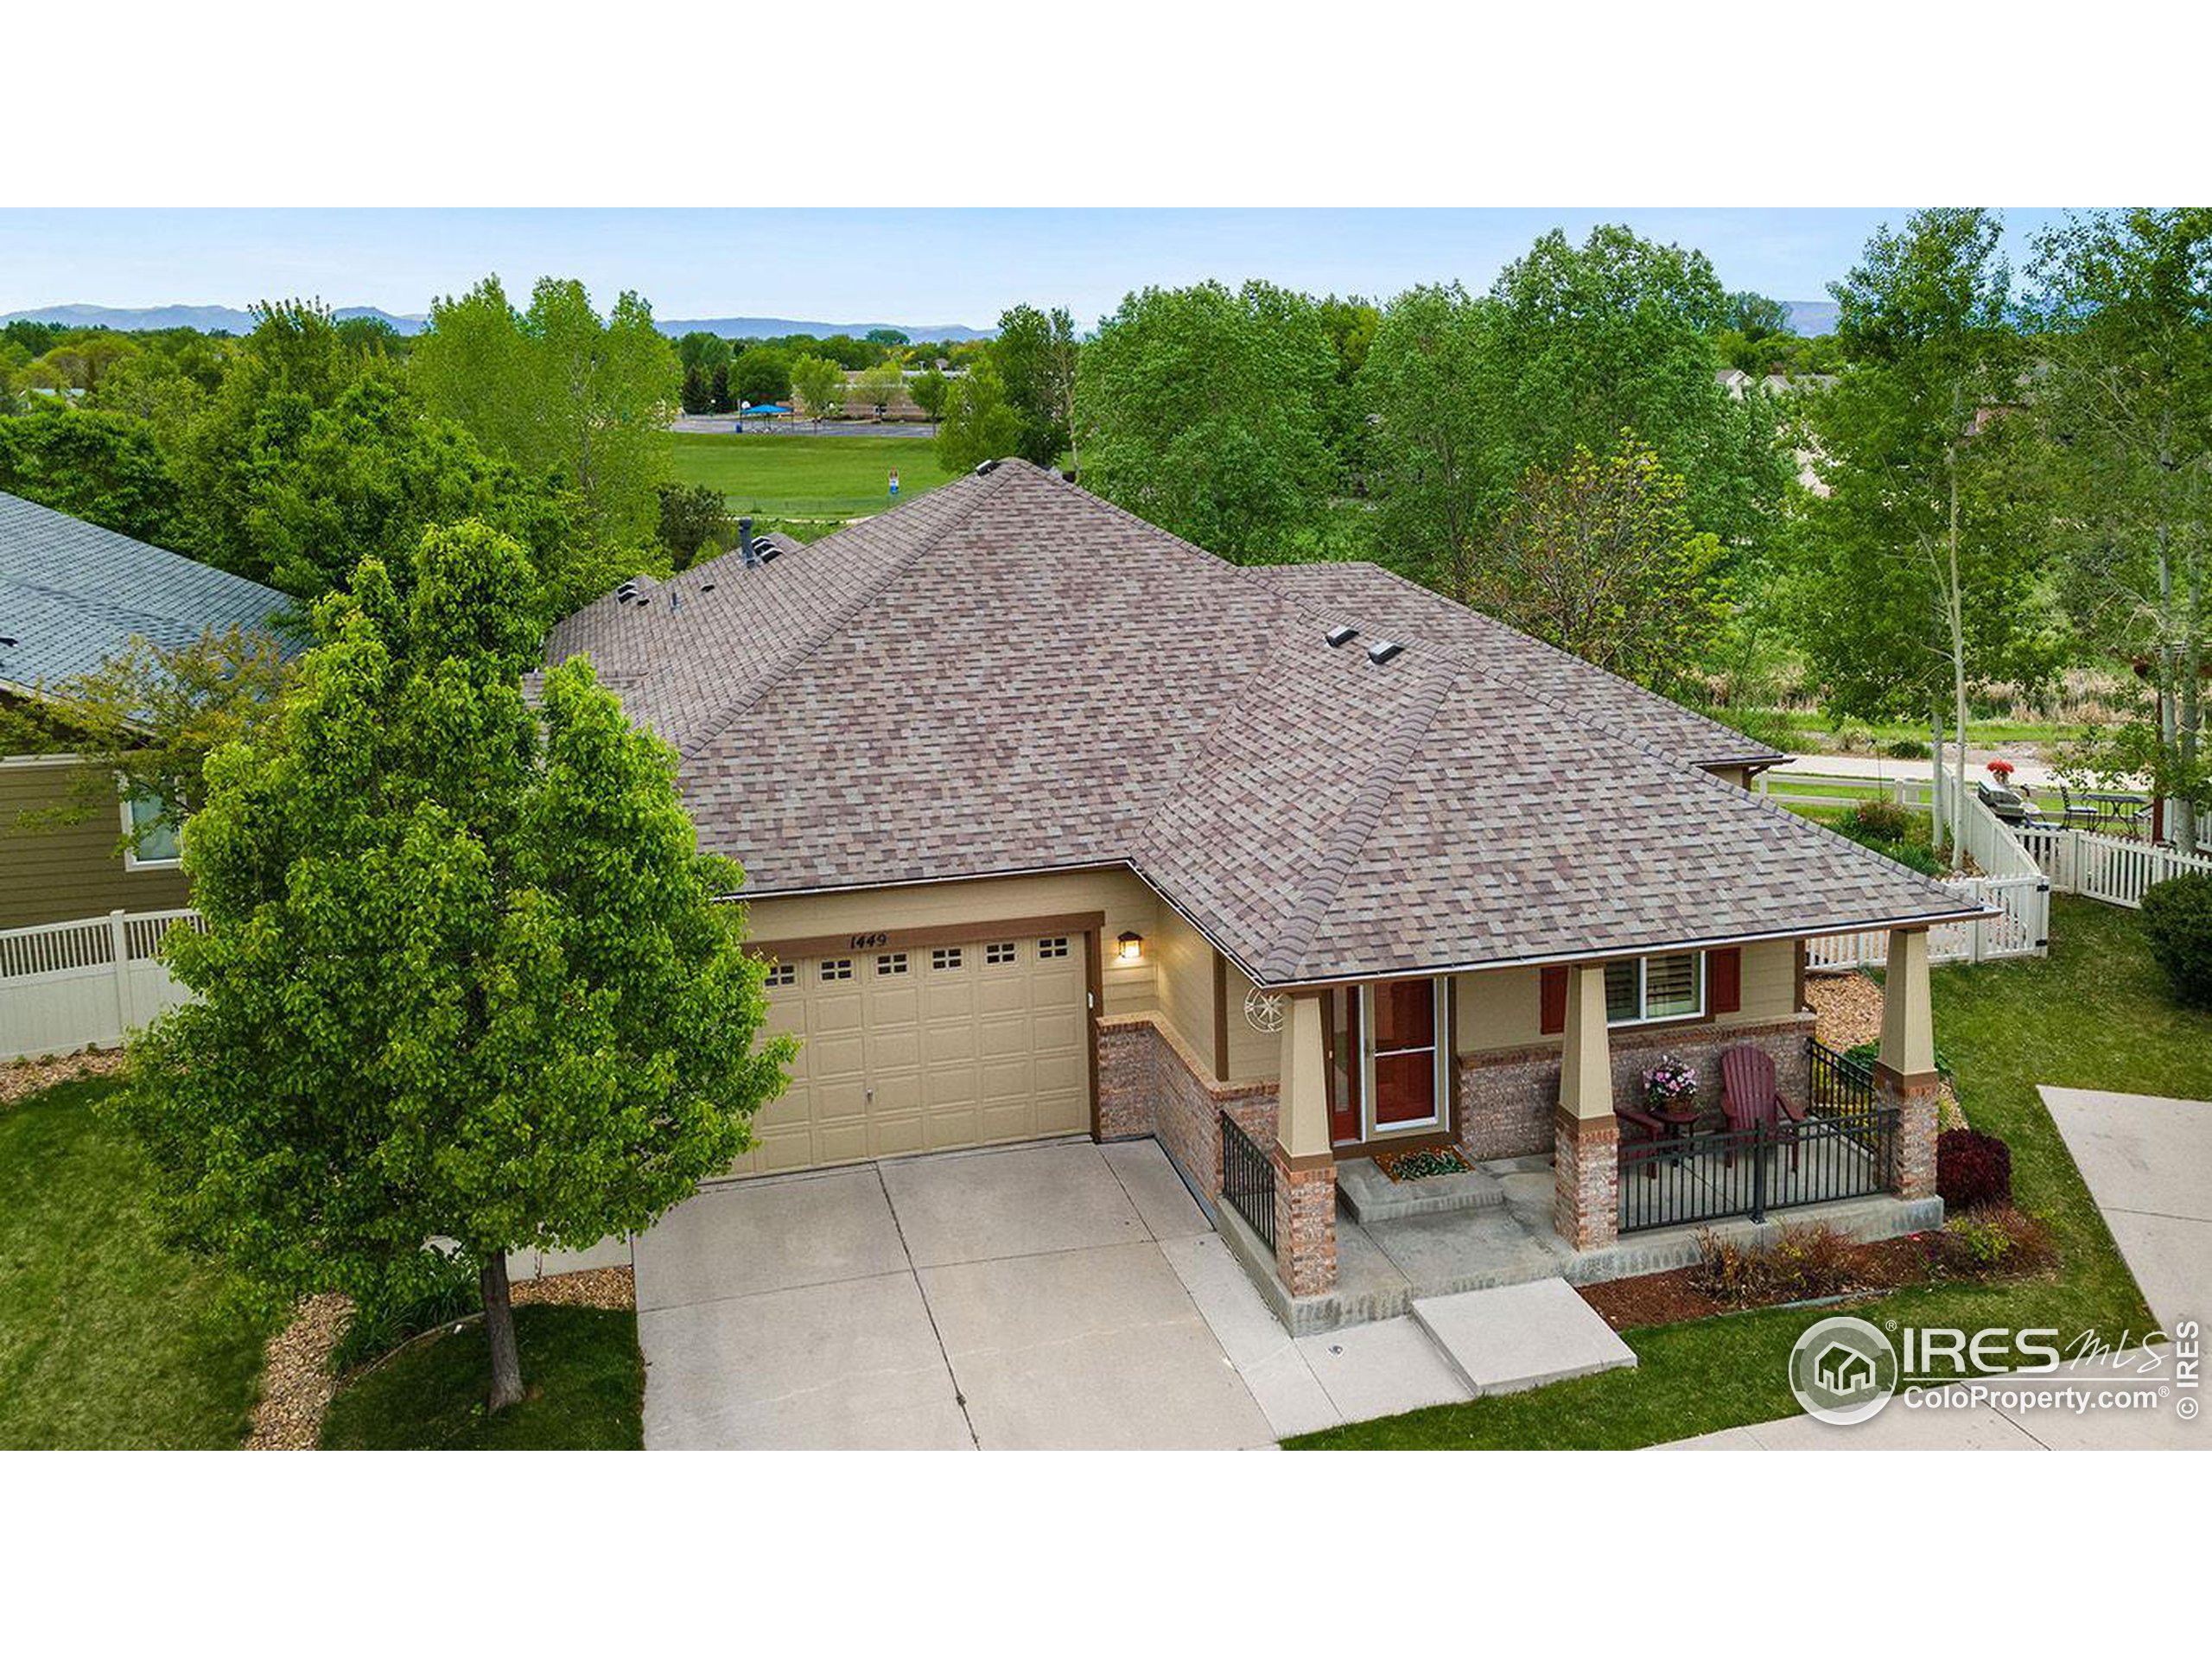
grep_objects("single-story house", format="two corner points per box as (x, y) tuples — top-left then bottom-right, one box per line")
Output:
(545, 459), (1968, 1306)
(0, 491), (294, 931)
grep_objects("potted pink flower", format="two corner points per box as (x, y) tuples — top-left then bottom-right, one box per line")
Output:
(1643, 1057), (1698, 1116)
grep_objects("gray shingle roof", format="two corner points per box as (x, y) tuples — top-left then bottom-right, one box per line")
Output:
(547, 460), (1979, 983)
(0, 491), (296, 696)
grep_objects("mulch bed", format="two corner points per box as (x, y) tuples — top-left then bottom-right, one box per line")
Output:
(0, 1047), (125, 1108)
(244, 1266), (636, 1450)
(1578, 1233), (1938, 1332)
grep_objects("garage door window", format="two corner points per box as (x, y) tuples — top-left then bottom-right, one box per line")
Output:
(765, 961), (796, 988)
(875, 952), (909, 976)
(931, 947), (963, 970)
(1038, 936), (1069, 958)
(820, 958), (854, 982)
(986, 942), (1018, 965)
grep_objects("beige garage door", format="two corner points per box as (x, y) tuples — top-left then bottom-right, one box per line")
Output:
(735, 931), (1090, 1175)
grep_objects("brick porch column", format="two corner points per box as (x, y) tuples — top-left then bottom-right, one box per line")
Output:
(1552, 963), (1619, 1250)
(1876, 926), (1941, 1200)
(1272, 990), (1338, 1296)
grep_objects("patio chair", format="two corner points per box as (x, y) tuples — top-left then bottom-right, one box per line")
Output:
(2056, 786), (2101, 829)
(1617, 1103), (1669, 1179)
(1719, 1046), (1804, 1171)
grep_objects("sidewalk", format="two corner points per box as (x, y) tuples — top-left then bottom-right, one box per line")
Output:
(1773, 752), (2068, 788)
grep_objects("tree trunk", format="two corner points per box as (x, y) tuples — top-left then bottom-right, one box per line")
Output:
(1929, 702), (1948, 855)
(1945, 436), (1970, 861)
(481, 1249), (524, 1413)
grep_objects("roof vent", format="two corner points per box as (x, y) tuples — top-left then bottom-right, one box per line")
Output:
(1365, 639), (1404, 666)
(1325, 625), (1358, 648)
(700, 579), (716, 593)
(973, 458), (1000, 476)
(738, 516), (759, 569)
(760, 543), (783, 563)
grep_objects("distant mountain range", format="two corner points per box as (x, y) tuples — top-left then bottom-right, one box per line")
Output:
(1, 302), (994, 343)
(1784, 299), (1839, 336)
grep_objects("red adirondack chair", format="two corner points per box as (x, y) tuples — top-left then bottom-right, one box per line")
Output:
(1719, 1046), (1805, 1170)
(1617, 1102), (1668, 1179)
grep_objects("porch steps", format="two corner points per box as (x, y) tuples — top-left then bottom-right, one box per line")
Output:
(1336, 1156), (1505, 1225)
(1410, 1280), (1637, 1397)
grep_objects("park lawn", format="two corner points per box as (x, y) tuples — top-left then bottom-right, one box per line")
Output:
(0, 1076), (278, 1450)
(668, 431), (957, 520)
(320, 1305), (644, 1450)
(1287, 896), (2195, 1450)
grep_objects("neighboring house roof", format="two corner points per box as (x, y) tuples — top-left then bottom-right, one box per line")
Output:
(546, 460), (1979, 984)
(0, 491), (296, 697)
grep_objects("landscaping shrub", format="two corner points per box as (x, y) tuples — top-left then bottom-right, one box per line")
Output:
(2139, 872), (2212, 1009)
(1931, 1206), (2056, 1279)
(329, 1256), (480, 1376)
(1882, 737), (1930, 760)
(1845, 798), (1912, 842)
(1844, 1038), (1955, 1078)
(1936, 1128), (2013, 1211)
(1689, 1223), (1859, 1306)
(1702, 705), (1799, 756)
(1830, 722), (1873, 753)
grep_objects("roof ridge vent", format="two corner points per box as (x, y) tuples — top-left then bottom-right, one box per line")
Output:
(1365, 639), (1404, 665)
(1325, 625), (1358, 648)
(973, 458), (1000, 475)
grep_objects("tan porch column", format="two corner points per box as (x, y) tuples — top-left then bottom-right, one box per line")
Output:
(1269, 991), (1338, 1297)
(1553, 963), (1619, 1250)
(1876, 928), (1941, 1200)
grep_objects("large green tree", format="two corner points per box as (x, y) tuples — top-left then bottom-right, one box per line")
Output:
(1472, 436), (1726, 696)
(2026, 209), (2212, 850)
(1075, 280), (1337, 560)
(992, 303), (1077, 468)
(118, 520), (791, 1410)
(934, 362), (1022, 472)
(789, 353), (843, 429)
(1797, 208), (2056, 848)
(0, 404), (185, 544)
(410, 276), (679, 547)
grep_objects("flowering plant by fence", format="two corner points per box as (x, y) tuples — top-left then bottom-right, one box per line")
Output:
(1643, 1057), (1698, 1110)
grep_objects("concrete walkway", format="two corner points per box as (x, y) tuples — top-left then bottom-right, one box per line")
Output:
(1664, 1084), (2209, 1451)
(2039, 1086), (2211, 1335)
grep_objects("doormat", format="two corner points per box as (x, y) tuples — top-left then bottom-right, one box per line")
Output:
(1373, 1145), (1474, 1182)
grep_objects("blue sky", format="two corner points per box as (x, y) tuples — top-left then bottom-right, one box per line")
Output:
(0, 207), (2075, 327)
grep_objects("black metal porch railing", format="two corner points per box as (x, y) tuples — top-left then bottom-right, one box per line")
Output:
(1219, 1109), (1275, 1251)
(1618, 1103), (1900, 1234)
(1807, 1036), (1878, 1119)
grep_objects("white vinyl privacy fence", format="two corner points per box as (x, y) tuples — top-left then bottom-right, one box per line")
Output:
(0, 908), (203, 1061)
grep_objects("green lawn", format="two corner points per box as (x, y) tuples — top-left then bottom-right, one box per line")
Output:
(320, 1305), (644, 1450)
(0, 1077), (277, 1449)
(1741, 709), (2089, 753)
(1288, 897), (2200, 1450)
(668, 432), (957, 520)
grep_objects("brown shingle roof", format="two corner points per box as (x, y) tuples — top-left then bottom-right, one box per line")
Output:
(547, 461), (1978, 983)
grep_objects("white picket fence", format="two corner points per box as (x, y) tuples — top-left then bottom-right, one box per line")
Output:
(0, 908), (204, 1062)
(1807, 772), (2050, 974)
(2016, 823), (2212, 909)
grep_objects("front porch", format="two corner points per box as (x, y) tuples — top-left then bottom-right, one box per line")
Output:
(1214, 926), (1946, 1333)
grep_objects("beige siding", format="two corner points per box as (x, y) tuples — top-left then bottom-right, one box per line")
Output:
(1454, 938), (1800, 1057)
(1220, 959), (1277, 1083)
(1148, 902), (1217, 1069)
(0, 759), (188, 931)
(744, 867), (1160, 1019)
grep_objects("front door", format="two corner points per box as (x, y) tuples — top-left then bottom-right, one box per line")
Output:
(1369, 979), (1443, 1131)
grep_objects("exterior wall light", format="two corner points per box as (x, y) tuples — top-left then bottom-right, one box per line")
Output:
(1116, 930), (1144, 963)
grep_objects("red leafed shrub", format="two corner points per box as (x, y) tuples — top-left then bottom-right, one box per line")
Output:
(1937, 1128), (2013, 1211)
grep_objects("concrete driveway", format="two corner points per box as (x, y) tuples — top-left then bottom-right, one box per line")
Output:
(635, 1139), (1287, 1449)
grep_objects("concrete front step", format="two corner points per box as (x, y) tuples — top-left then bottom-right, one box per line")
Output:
(1411, 1279), (1637, 1396)
(1336, 1154), (1504, 1224)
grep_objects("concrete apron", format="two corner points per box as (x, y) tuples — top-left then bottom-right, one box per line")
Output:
(1217, 1154), (1943, 1338)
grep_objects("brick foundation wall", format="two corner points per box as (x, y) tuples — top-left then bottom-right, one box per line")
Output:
(1553, 1109), (1619, 1250)
(1095, 1014), (1276, 1198)
(1459, 1014), (1817, 1161)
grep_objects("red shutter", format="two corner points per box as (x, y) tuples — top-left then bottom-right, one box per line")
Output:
(1708, 947), (1742, 1015)
(1539, 965), (1567, 1034)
